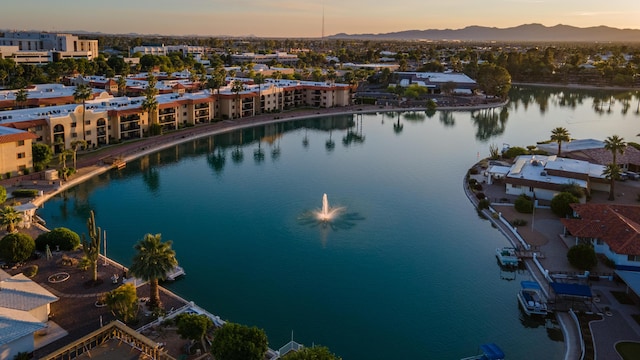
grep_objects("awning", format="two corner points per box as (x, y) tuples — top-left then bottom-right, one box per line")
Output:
(550, 282), (592, 298)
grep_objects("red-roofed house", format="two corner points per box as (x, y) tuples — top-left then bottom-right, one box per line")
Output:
(561, 203), (640, 271)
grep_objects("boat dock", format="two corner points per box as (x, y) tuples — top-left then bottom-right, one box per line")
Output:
(515, 249), (544, 259)
(165, 265), (185, 281)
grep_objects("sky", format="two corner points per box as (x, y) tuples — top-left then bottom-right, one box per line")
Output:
(3, 0), (639, 38)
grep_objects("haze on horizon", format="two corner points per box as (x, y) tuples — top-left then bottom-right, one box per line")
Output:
(4, 0), (639, 38)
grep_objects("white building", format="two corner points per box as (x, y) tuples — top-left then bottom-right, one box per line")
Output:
(0, 32), (98, 64)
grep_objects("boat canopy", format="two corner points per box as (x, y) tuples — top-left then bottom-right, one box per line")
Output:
(550, 282), (592, 298)
(480, 343), (505, 360)
(520, 280), (541, 290)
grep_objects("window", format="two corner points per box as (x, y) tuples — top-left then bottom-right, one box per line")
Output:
(86, 130), (91, 135)
(628, 255), (640, 262)
(17, 140), (25, 146)
(71, 122), (77, 128)
(35, 125), (43, 131)
(85, 120), (91, 125)
(529, 187), (534, 192)
(72, 133), (78, 138)
(183, 112), (187, 116)
(17, 152), (25, 159)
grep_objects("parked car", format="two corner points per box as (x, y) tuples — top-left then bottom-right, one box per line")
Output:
(625, 171), (640, 180)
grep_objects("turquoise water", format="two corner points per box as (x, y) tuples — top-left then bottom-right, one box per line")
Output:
(39, 87), (640, 359)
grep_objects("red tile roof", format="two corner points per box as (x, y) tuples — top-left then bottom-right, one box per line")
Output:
(561, 203), (640, 255)
(0, 131), (38, 144)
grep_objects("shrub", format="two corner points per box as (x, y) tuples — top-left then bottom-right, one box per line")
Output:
(11, 189), (39, 198)
(474, 183), (483, 191)
(475, 192), (486, 200)
(560, 183), (585, 199)
(502, 146), (529, 159)
(23, 169), (30, 175)
(5, 172), (10, 179)
(0, 185), (5, 203)
(478, 199), (490, 210)
(0, 233), (35, 263)
(567, 243), (597, 271)
(469, 168), (479, 175)
(514, 194), (533, 213)
(468, 178), (478, 186)
(551, 192), (579, 218)
(24, 264), (38, 277)
(511, 218), (528, 227)
(35, 227), (81, 252)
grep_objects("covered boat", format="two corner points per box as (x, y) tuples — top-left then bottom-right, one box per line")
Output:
(496, 247), (519, 267)
(461, 343), (505, 360)
(517, 280), (548, 316)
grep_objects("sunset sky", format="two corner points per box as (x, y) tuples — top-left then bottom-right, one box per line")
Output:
(4, 0), (639, 38)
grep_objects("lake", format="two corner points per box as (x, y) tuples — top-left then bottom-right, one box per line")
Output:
(38, 86), (640, 359)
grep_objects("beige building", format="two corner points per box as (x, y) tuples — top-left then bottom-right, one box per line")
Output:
(0, 126), (38, 176)
(0, 79), (354, 172)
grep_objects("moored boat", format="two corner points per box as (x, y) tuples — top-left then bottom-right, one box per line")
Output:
(517, 280), (548, 316)
(496, 247), (519, 267)
(460, 343), (505, 360)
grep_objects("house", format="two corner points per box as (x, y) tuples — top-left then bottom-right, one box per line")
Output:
(0, 273), (59, 359)
(503, 155), (609, 202)
(561, 203), (640, 271)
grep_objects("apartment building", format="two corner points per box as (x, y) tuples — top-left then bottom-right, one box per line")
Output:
(0, 126), (38, 176)
(0, 78), (354, 173)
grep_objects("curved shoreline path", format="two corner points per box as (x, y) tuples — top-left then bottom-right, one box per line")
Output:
(31, 101), (507, 207)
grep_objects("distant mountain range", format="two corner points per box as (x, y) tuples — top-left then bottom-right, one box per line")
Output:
(329, 24), (640, 42)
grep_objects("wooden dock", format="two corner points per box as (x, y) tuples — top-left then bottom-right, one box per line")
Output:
(165, 266), (185, 281)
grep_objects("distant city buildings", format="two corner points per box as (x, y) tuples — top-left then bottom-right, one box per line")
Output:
(0, 31), (98, 64)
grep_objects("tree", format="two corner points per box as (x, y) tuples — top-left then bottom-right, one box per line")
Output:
(476, 63), (511, 99)
(0, 206), (22, 232)
(129, 233), (178, 309)
(550, 127), (570, 156)
(35, 227), (80, 252)
(0, 232), (34, 263)
(514, 194), (533, 214)
(73, 84), (93, 141)
(105, 283), (138, 324)
(142, 74), (159, 126)
(550, 192), (579, 218)
(211, 322), (268, 360)
(254, 73), (265, 114)
(604, 134), (626, 165)
(70, 139), (88, 170)
(602, 163), (622, 201)
(82, 210), (102, 283)
(175, 313), (214, 352)
(567, 243), (597, 271)
(231, 80), (245, 119)
(283, 346), (342, 360)
(209, 66), (227, 119)
(15, 88), (28, 109)
(32, 143), (53, 171)
(117, 76), (127, 97)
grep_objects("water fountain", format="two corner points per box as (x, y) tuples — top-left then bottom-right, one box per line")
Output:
(316, 193), (342, 222)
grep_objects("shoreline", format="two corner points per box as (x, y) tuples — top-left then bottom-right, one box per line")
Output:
(31, 101), (508, 207)
(513, 82), (640, 92)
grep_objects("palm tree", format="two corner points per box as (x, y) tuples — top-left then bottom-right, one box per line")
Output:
(231, 80), (245, 119)
(550, 127), (570, 156)
(116, 76), (127, 97)
(602, 163), (622, 201)
(129, 233), (178, 309)
(142, 74), (159, 126)
(15, 88), (28, 109)
(58, 148), (72, 170)
(604, 135), (626, 166)
(70, 139), (87, 170)
(73, 84), (93, 141)
(254, 73), (265, 115)
(0, 206), (21, 232)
